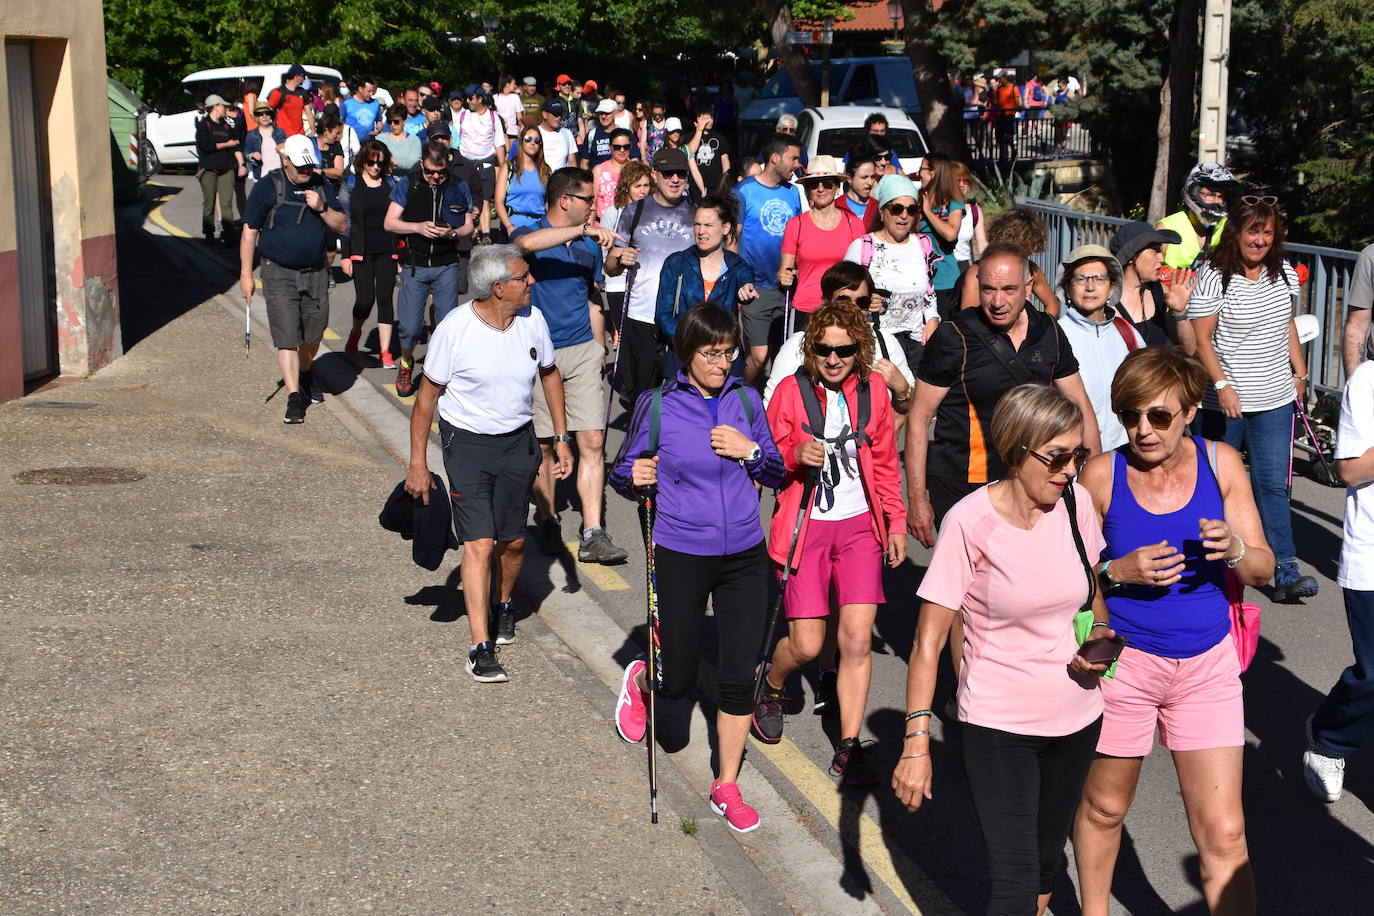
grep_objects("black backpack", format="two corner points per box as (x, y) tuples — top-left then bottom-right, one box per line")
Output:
(263, 169), (316, 230)
(791, 367), (873, 482)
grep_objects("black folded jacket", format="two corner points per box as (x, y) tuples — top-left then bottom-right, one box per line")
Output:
(379, 472), (460, 571)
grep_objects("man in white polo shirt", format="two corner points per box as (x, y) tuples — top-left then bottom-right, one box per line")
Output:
(405, 244), (574, 683)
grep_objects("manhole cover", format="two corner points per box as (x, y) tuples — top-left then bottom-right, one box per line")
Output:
(14, 467), (146, 485)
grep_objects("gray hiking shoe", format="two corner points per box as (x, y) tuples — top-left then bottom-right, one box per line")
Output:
(578, 528), (628, 564)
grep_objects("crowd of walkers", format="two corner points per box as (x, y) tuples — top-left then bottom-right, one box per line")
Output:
(226, 63), (1374, 915)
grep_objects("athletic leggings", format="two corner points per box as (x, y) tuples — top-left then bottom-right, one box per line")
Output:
(653, 540), (768, 716)
(962, 716), (1103, 915)
(351, 253), (397, 325)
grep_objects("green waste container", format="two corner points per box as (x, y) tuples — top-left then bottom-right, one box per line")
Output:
(108, 78), (156, 204)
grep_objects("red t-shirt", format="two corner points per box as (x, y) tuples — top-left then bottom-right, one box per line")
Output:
(781, 208), (867, 312)
(267, 87), (308, 137)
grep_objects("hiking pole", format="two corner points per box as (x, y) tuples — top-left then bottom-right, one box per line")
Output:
(604, 262), (638, 432)
(636, 464), (661, 824)
(244, 291), (252, 355)
(753, 468), (820, 704)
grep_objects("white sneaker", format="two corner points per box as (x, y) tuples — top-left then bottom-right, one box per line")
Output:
(1304, 714), (1345, 802)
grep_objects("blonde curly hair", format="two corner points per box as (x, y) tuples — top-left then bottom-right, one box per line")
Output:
(801, 301), (875, 383)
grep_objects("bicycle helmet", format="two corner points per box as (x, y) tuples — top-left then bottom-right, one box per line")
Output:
(1182, 162), (1240, 225)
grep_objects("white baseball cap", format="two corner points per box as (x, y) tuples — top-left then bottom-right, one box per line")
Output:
(595, 98), (617, 114)
(664, 117), (684, 132)
(281, 134), (320, 168)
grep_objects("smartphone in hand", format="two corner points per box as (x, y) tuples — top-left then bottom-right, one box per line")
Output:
(1079, 635), (1127, 666)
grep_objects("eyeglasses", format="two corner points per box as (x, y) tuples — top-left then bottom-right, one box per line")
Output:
(1070, 273), (1111, 286)
(804, 178), (840, 190)
(421, 165), (448, 176)
(522, 136), (543, 144)
(1241, 194), (1278, 206)
(1022, 445), (1090, 474)
(834, 294), (873, 309)
(813, 342), (859, 359)
(611, 143), (632, 150)
(564, 192), (595, 204)
(696, 346), (739, 364)
(659, 170), (689, 179)
(884, 203), (920, 218)
(1116, 406), (1183, 430)
(499, 270), (532, 286)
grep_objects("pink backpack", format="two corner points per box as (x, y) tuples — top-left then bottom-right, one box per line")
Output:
(859, 232), (941, 278)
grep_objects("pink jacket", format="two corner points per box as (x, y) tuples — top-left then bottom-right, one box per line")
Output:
(766, 370), (906, 568)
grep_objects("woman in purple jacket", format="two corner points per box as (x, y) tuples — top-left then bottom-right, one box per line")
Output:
(610, 304), (785, 833)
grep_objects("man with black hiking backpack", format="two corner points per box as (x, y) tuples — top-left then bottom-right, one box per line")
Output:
(239, 134), (347, 424)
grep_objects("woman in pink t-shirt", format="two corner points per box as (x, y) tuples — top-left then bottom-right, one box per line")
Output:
(778, 156), (866, 328)
(894, 383), (1116, 916)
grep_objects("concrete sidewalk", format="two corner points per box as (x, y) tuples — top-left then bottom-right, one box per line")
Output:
(0, 233), (757, 912)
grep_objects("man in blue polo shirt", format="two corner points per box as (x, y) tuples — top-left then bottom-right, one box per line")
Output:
(512, 166), (632, 564)
(239, 134), (347, 423)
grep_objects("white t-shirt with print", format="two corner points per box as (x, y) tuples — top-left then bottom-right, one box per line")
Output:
(456, 107), (503, 161)
(540, 126), (577, 169)
(811, 386), (870, 521)
(1338, 360), (1374, 590)
(844, 234), (937, 338)
(423, 302), (555, 435)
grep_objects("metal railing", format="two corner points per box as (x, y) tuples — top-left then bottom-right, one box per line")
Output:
(1016, 199), (1360, 397)
(965, 109), (1099, 164)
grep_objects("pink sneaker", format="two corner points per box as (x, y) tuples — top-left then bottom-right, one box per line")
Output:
(615, 659), (648, 743)
(710, 780), (760, 833)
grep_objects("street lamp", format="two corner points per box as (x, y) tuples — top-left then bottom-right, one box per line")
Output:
(887, 1), (902, 41)
(481, 13), (501, 32)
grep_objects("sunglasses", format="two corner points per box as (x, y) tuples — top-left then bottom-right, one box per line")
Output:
(814, 342), (859, 359)
(804, 178), (840, 190)
(421, 165), (447, 176)
(523, 136), (542, 144)
(884, 203), (920, 218)
(834, 294), (873, 309)
(365, 158), (384, 167)
(659, 170), (689, 179)
(1241, 194), (1278, 206)
(564, 192), (595, 204)
(1116, 406), (1183, 430)
(1023, 445), (1091, 474)
(611, 143), (632, 150)
(390, 118), (404, 124)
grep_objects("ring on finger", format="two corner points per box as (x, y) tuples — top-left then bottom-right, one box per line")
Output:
(1152, 571), (1159, 583)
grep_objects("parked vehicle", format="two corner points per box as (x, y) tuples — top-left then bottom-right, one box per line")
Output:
(144, 64), (342, 167)
(108, 77), (158, 203)
(794, 106), (929, 168)
(739, 57), (921, 154)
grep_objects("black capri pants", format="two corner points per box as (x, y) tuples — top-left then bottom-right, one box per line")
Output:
(653, 540), (769, 716)
(352, 252), (397, 325)
(962, 716), (1103, 915)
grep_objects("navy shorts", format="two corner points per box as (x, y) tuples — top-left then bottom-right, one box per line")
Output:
(439, 419), (540, 543)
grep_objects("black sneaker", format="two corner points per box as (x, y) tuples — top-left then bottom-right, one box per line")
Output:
(466, 641), (509, 683)
(283, 392), (306, 424)
(751, 676), (786, 744)
(830, 738), (879, 786)
(491, 600), (516, 645)
(813, 668), (838, 715)
(578, 528), (628, 564)
(300, 369), (324, 404)
(534, 514), (563, 555)
(1273, 561), (1319, 602)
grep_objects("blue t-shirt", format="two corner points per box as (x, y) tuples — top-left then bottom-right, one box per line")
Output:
(341, 97), (382, 140)
(840, 193), (868, 222)
(920, 199), (966, 291)
(403, 113), (427, 137)
(510, 219), (605, 350)
(732, 176), (803, 291)
(242, 170), (340, 268)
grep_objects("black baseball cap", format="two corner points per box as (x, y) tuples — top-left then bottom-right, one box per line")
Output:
(286, 64), (306, 79)
(542, 98), (565, 116)
(422, 96), (444, 112)
(651, 147), (689, 171)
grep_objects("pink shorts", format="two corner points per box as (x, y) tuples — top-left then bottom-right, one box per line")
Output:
(781, 514), (885, 620)
(1096, 632), (1244, 757)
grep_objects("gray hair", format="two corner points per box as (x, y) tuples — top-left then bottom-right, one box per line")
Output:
(469, 244), (524, 300)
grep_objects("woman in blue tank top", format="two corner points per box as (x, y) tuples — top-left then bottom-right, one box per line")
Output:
(495, 128), (549, 236)
(1071, 347), (1273, 916)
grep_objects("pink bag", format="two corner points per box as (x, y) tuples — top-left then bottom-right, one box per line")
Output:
(1225, 569), (1261, 672)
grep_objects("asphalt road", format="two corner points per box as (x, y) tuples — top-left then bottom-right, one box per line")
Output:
(153, 173), (1374, 914)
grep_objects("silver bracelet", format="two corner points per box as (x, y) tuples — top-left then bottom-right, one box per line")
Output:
(899, 753), (929, 760)
(1226, 532), (1247, 568)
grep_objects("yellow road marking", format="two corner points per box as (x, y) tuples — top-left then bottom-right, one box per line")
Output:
(147, 199), (189, 238)
(383, 383), (415, 405)
(322, 327), (341, 340)
(755, 736), (929, 914)
(564, 541), (630, 591)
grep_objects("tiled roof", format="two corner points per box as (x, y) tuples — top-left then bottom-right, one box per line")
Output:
(796, 1), (946, 33)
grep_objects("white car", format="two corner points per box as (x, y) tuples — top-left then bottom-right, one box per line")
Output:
(794, 106), (929, 173)
(145, 64), (343, 167)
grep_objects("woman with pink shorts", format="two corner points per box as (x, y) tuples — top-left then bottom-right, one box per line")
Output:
(1071, 347), (1274, 915)
(752, 300), (907, 784)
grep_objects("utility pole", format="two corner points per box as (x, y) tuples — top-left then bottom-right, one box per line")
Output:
(1197, 0), (1231, 164)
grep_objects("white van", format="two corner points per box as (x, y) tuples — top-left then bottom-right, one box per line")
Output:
(145, 64), (343, 167)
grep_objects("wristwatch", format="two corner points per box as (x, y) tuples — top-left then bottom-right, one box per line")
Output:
(552, 433), (573, 443)
(1213, 379), (1231, 391)
(745, 444), (761, 463)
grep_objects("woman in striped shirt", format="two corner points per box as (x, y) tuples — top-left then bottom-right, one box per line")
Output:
(1187, 196), (1318, 601)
